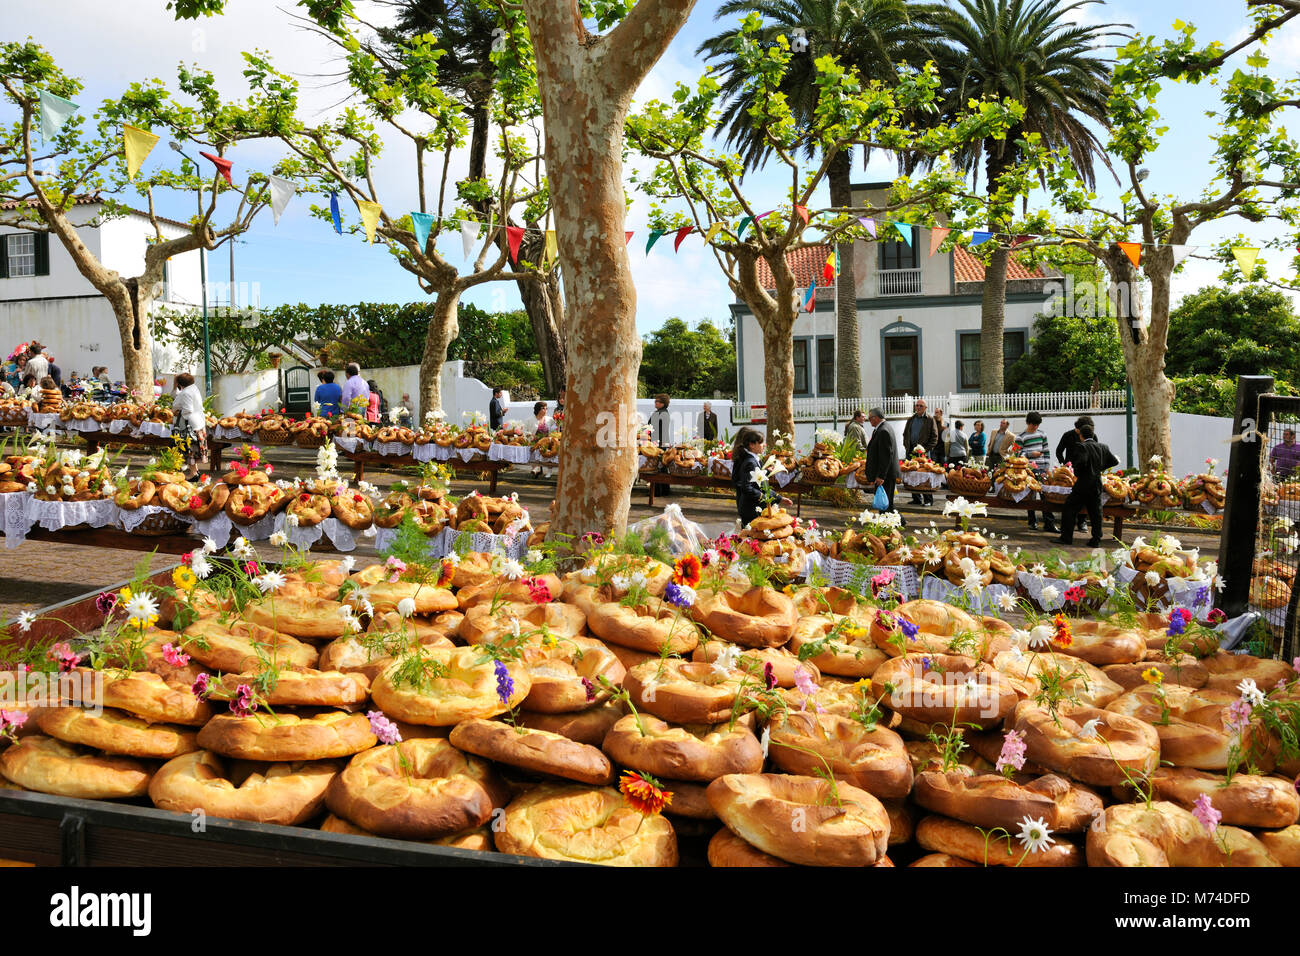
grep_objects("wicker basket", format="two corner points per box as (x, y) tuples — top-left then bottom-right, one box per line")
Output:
(131, 510), (190, 536)
(1041, 486), (1073, 505)
(667, 464), (705, 477)
(257, 427), (293, 446)
(945, 473), (992, 497)
(294, 430), (329, 448)
(710, 459), (733, 479)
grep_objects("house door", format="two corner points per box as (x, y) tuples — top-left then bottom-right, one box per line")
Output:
(282, 365), (312, 413)
(884, 335), (919, 396)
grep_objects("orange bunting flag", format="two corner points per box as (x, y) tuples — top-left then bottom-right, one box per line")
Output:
(794, 204), (810, 225)
(506, 226), (525, 261)
(625, 231), (634, 245)
(928, 227), (950, 257)
(673, 226), (693, 251)
(1118, 241), (1142, 268)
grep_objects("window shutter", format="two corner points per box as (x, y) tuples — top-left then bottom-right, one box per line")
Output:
(34, 232), (50, 276)
(0, 236), (8, 280)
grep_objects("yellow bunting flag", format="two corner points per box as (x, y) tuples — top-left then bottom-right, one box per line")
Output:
(703, 222), (723, 244)
(356, 200), (382, 245)
(123, 124), (159, 181)
(1118, 241), (1142, 268)
(545, 229), (558, 264)
(1232, 247), (1259, 276)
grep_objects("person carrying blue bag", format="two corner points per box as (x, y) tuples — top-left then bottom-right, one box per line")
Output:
(861, 408), (901, 516)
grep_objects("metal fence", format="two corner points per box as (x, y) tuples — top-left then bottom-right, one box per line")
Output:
(730, 389), (1128, 424)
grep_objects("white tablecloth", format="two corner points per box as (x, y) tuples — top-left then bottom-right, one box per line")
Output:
(27, 411), (63, 433)
(921, 575), (1016, 613)
(24, 496), (118, 534)
(332, 436), (367, 454)
(117, 503), (191, 534)
(993, 482), (1035, 504)
(488, 444), (531, 464)
(275, 513), (359, 553)
(107, 419), (134, 435)
(61, 417), (102, 434)
(902, 471), (945, 489)
(820, 558), (919, 599)
(371, 441), (414, 458)
(137, 421), (172, 438)
(1016, 570), (1072, 611)
(411, 443), (439, 463)
(2, 491), (29, 548)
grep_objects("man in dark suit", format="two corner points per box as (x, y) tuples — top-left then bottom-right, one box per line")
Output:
(699, 401), (719, 441)
(489, 387), (507, 429)
(1056, 414), (1092, 534)
(1054, 423), (1119, 547)
(901, 399), (938, 505)
(863, 408), (902, 513)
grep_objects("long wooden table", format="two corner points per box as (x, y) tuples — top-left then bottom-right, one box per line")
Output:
(341, 449), (511, 492)
(959, 493), (1139, 538)
(639, 471), (817, 516)
(78, 430), (229, 474)
(17, 525), (199, 554)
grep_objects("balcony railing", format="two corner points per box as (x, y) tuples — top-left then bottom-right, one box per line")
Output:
(877, 268), (922, 296)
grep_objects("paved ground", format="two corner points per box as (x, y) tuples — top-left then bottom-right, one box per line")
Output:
(0, 442), (1220, 620)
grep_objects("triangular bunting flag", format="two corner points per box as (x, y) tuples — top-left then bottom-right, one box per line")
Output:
(1118, 241), (1142, 268)
(410, 212), (434, 253)
(858, 217), (876, 238)
(1170, 244), (1190, 267)
(703, 222), (723, 244)
(506, 226), (525, 261)
(198, 151), (233, 186)
(894, 223), (912, 247)
(822, 250), (838, 285)
(123, 124), (159, 181)
(673, 225), (693, 252)
(928, 226), (950, 257)
(794, 204), (810, 225)
(736, 216), (754, 240)
(1010, 233), (1035, 248)
(1232, 247), (1260, 276)
(460, 219), (477, 258)
(970, 231), (993, 248)
(545, 229), (558, 264)
(625, 231), (634, 245)
(356, 199), (382, 244)
(646, 229), (666, 253)
(38, 90), (78, 143)
(801, 284), (815, 313)
(329, 192), (342, 234)
(268, 175), (296, 225)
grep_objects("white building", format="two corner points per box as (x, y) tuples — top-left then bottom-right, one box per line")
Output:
(0, 198), (203, 380)
(732, 181), (1060, 404)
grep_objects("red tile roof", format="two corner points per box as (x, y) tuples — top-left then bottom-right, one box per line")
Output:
(752, 241), (1047, 291)
(0, 195), (191, 231)
(953, 245), (1045, 281)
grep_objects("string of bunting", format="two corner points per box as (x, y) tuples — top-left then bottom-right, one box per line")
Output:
(39, 92), (1269, 276)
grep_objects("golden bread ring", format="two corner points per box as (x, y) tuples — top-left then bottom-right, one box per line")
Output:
(917, 814), (1083, 867)
(622, 659), (742, 725)
(872, 653), (1018, 730)
(197, 710), (377, 762)
(150, 750), (338, 825)
(768, 709), (912, 797)
(449, 718), (614, 785)
(97, 668), (214, 726)
(362, 579), (459, 615)
(1012, 700), (1159, 786)
(602, 714), (763, 783)
(326, 737), (508, 839)
(1087, 801), (1278, 867)
(331, 491), (374, 530)
(1146, 766), (1299, 830)
(787, 614), (889, 678)
(1106, 684), (1266, 771)
(320, 813), (491, 850)
(517, 635), (624, 713)
(181, 618), (319, 673)
(36, 706), (198, 759)
(115, 478), (157, 511)
(217, 668), (369, 708)
(578, 594), (699, 655)
(493, 783), (678, 866)
(0, 734), (152, 799)
(287, 491), (331, 527)
(913, 769), (1102, 832)
(688, 586), (797, 648)
(186, 481), (230, 520)
(706, 772), (889, 867)
(455, 575), (565, 613)
(692, 642), (818, 689)
(370, 646), (531, 725)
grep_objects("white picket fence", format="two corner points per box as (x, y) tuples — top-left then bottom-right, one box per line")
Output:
(729, 390), (1128, 424)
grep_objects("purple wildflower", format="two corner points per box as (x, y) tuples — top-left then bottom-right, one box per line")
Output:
(94, 591), (117, 615)
(494, 660), (515, 705)
(664, 582), (696, 609)
(367, 710), (402, 745)
(898, 617), (919, 641)
(230, 683), (257, 717)
(996, 729), (1026, 774)
(191, 673), (210, 699)
(582, 677), (596, 702)
(1192, 793), (1221, 833)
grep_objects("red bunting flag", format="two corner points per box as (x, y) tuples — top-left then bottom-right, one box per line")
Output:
(625, 231), (634, 245)
(794, 204), (809, 225)
(928, 226), (950, 257)
(673, 226), (693, 251)
(198, 151), (233, 186)
(1118, 241), (1142, 268)
(506, 226), (525, 262)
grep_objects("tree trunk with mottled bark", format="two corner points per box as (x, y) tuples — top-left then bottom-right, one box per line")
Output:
(417, 290), (461, 420)
(980, 244), (1008, 395)
(733, 248), (796, 440)
(1105, 244), (1174, 467)
(514, 228), (567, 395)
(521, 0), (697, 545)
(828, 150), (859, 401)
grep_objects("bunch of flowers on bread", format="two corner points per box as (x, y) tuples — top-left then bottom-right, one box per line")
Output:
(801, 430), (860, 483)
(1180, 458), (1226, 511)
(29, 445), (115, 502)
(1130, 455), (1182, 509)
(494, 421), (529, 446)
(900, 445), (944, 474)
(374, 463), (456, 533)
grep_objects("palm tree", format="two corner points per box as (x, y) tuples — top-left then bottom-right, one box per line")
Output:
(698, 0), (944, 403)
(918, 0), (1127, 394)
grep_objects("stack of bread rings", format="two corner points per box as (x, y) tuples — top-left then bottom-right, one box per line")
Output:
(1131, 465), (1182, 509)
(1102, 472), (1131, 504)
(1181, 471), (1226, 511)
(3, 546), (1297, 869)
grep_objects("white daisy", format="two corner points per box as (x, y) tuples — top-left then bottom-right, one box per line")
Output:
(963, 570), (984, 593)
(269, 531), (288, 548)
(760, 725), (771, 759)
(124, 592), (159, 625)
(1027, 625), (1054, 649)
(1030, 563), (1047, 578)
(996, 592), (1017, 612)
(711, 643), (742, 676)
(525, 549), (543, 565)
(1144, 571), (1161, 587)
(285, 512), (300, 528)
(610, 573), (631, 592)
(921, 544), (942, 565)
(579, 565), (597, 579)
(1008, 628), (1030, 649)
(1077, 718), (1101, 740)
(1040, 585), (1061, 606)
(202, 536), (219, 554)
(396, 597), (416, 618)
(1017, 816), (1055, 854)
(340, 556), (356, 573)
(16, 611), (36, 633)
(897, 545), (913, 562)
(499, 559), (525, 581)
(255, 570), (287, 594)
(443, 551), (460, 567)
(1111, 547), (1130, 568)
(1237, 678), (1266, 707)
(191, 553), (212, 580)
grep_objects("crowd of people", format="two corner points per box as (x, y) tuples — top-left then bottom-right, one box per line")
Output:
(3, 341), (125, 403)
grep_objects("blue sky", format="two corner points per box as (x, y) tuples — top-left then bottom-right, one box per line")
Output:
(6, 0), (1298, 331)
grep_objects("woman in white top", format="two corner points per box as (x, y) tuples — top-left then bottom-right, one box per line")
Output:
(529, 401), (553, 477)
(172, 372), (208, 480)
(944, 419), (969, 467)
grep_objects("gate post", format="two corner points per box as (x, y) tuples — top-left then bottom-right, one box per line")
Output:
(1218, 374), (1274, 616)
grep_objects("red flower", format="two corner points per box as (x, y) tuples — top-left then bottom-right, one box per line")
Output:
(240, 505), (254, 517)
(619, 771), (672, 817)
(1064, 585), (1085, 603)
(1051, 613), (1073, 648)
(180, 551), (193, 567)
(436, 560), (455, 588)
(299, 493), (311, 502)
(525, 577), (552, 604)
(264, 464), (274, 476)
(672, 554), (702, 588)
(354, 494), (364, 502)
(189, 496), (203, 510)
(243, 560), (260, 576)
(763, 662), (776, 690)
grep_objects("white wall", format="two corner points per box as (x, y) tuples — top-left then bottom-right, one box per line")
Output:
(210, 368), (280, 417)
